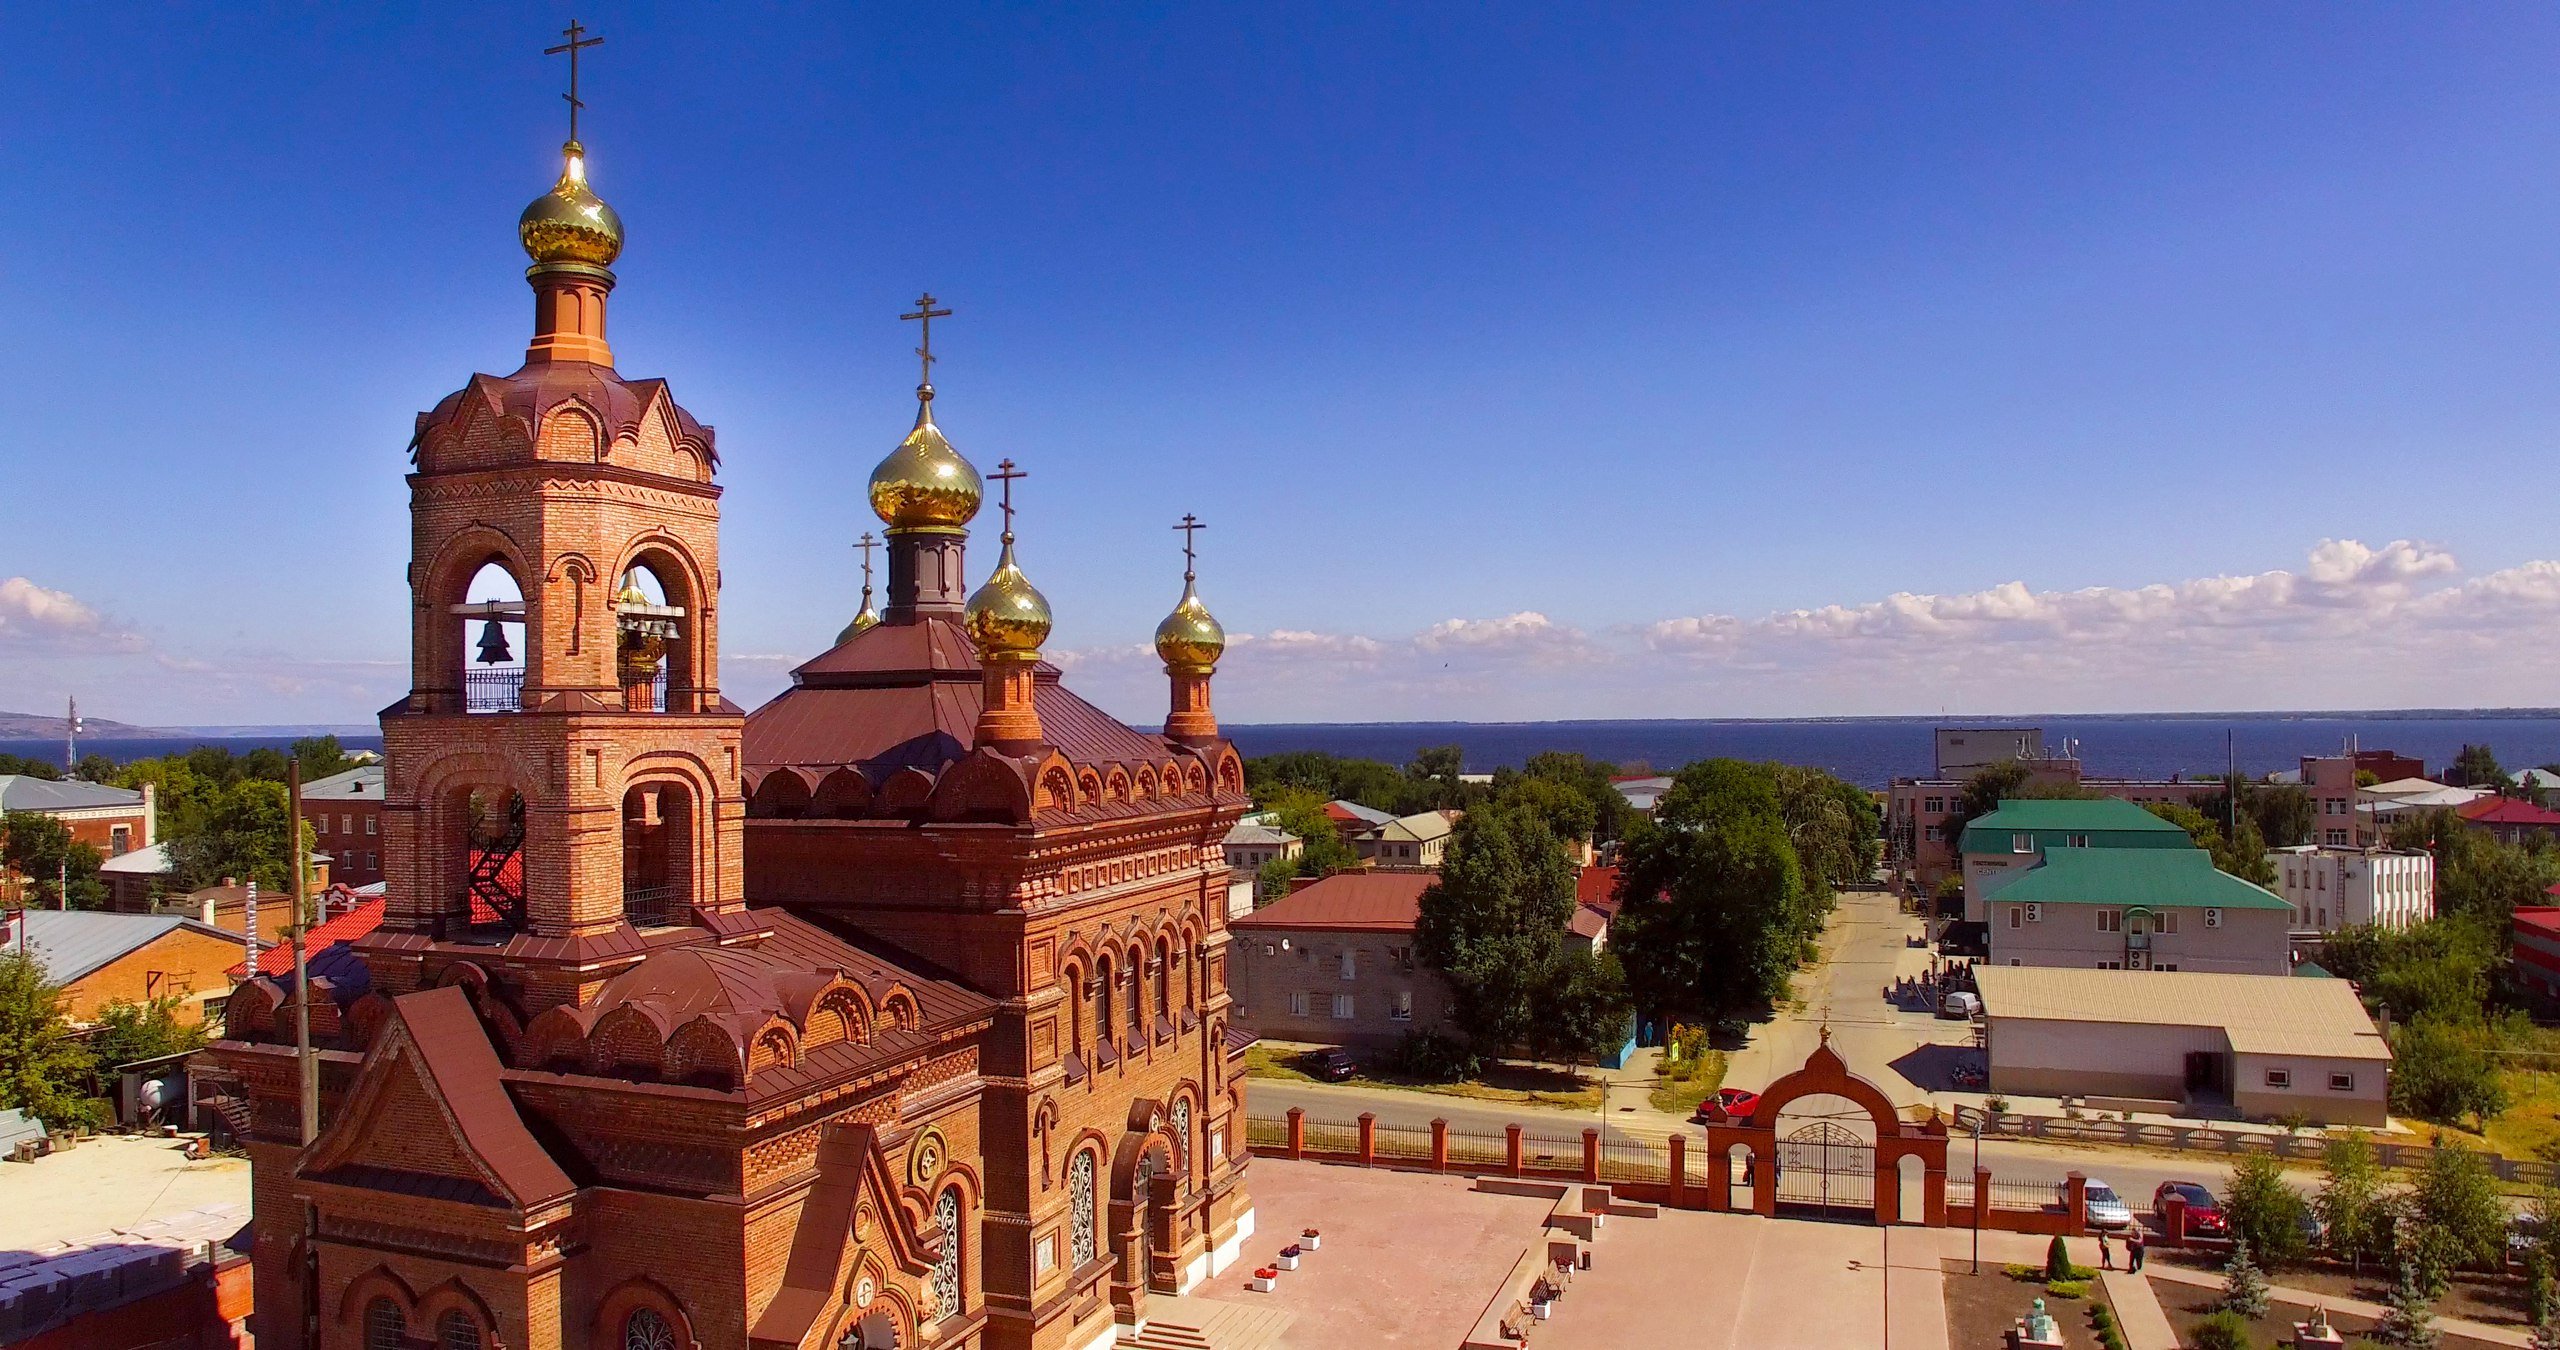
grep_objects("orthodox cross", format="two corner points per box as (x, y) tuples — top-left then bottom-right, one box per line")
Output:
(901, 293), (952, 390)
(545, 20), (605, 142)
(1172, 513), (1205, 581)
(855, 532), (878, 592)
(990, 459), (1026, 541)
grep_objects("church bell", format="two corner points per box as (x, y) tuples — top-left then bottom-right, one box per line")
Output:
(475, 616), (514, 665)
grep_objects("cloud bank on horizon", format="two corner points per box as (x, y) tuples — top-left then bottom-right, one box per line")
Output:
(4, 539), (2555, 727)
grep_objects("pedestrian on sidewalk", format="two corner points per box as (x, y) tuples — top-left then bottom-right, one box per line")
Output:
(2097, 1230), (2113, 1270)
(2126, 1227), (2146, 1272)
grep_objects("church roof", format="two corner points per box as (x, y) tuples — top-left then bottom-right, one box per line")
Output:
(411, 361), (715, 467)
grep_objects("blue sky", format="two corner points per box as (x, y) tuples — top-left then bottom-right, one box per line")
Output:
(5, 5), (2560, 726)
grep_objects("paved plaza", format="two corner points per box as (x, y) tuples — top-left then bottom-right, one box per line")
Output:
(1190, 1155), (2134, 1349)
(0, 1135), (249, 1254)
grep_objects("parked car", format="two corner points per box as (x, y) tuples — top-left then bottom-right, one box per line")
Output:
(2153, 1181), (2227, 1236)
(1305, 1048), (1358, 1082)
(2082, 1180), (2134, 1231)
(1939, 991), (1982, 1020)
(1692, 1087), (1762, 1123)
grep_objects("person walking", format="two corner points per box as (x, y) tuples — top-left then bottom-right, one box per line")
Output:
(2126, 1227), (2146, 1272)
(2097, 1230), (2113, 1270)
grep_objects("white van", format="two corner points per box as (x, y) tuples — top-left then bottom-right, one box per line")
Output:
(1938, 991), (1982, 1020)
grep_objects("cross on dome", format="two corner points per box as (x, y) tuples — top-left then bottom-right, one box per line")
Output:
(1174, 513), (1205, 581)
(990, 459), (1026, 543)
(544, 19), (605, 143)
(902, 293), (952, 396)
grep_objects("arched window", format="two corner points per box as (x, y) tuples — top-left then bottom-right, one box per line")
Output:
(365, 1300), (408, 1350)
(1069, 1150), (1098, 1269)
(1170, 1098), (1193, 1174)
(624, 1308), (678, 1350)
(932, 1188), (963, 1319)
(1126, 959), (1145, 1041)
(1094, 962), (1114, 1049)
(438, 1310), (481, 1350)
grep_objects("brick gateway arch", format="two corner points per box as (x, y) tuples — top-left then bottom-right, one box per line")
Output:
(1697, 1032), (1948, 1225)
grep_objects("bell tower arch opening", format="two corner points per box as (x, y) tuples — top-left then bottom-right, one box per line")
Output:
(620, 780), (696, 929)
(457, 561), (528, 714)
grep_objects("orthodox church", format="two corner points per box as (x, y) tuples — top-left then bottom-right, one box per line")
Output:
(204, 77), (1256, 1350)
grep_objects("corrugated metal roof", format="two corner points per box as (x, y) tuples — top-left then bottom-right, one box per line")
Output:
(1959, 797), (2189, 854)
(97, 842), (170, 875)
(1988, 846), (2291, 910)
(0, 776), (146, 812)
(4, 910), (234, 986)
(1373, 810), (1456, 842)
(1974, 965), (2391, 1061)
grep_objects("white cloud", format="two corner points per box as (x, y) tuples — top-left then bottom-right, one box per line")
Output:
(0, 578), (145, 653)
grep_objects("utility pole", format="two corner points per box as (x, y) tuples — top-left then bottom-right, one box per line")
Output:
(287, 763), (317, 1145)
(1970, 1114), (1983, 1274)
(64, 696), (77, 780)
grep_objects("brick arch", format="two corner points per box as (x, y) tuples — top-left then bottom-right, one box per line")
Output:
(413, 1278), (501, 1342)
(877, 988), (919, 1033)
(748, 1018), (800, 1077)
(1105, 767), (1132, 804)
(1077, 769), (1103, 807)
(524, 1004), (599, 1072)
(335, 1266), (419, 1325)
(417, 525), (536, 702)
(537, 400), (604, 462)
(749, 768), (815, 819)
(592, 1276), (701, 1350)
(810, 767), (872, 818)
(663, 1016), (744, 1089)
(614, 534), (712, 705)
(801, 981), (874, 1047)
(1701, 1033), (1948, 1224)
(589, 1004), (673, 1079)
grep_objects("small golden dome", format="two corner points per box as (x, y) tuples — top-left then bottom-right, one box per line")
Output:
(964, 539), (1052, 657)
(614, 570), (650, 608)
(519, 141), (624, 267)
(868, 402), (983, 530)
(1155, 578), (1225, 670)
(836, 600), (881, 645)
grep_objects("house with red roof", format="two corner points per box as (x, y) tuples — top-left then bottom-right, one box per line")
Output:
(2458, 795), (2560, 845)
(2516, 907), (2560, 1000)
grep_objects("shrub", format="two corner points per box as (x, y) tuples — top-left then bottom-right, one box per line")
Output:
(2225, 1153), (2311, 1266)
(1378, 1029), (1478, 1080)
(2003, 1263), (2043, 1282)
(2190, 1311), (2258, 1350)
(2222, 1238), (2271, 1320)
(2044, 1280), (2087, 1299)
(2046, 1236), (2072, 1282)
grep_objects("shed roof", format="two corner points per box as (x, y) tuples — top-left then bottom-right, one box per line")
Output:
(0, 776), (145, 813)
(1988, 846), (2291, 911)
(1230, 871), (1434, 933)
(1973, 965), (2390, 1061)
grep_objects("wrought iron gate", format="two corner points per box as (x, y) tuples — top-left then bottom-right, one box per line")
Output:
(1774, 1121), (1874, 1220)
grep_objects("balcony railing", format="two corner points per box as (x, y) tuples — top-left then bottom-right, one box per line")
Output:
(624, 884), (684, 929)
(464, 667), (525, 714)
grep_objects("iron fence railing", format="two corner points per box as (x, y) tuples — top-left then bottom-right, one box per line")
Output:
(1244, 1116), (1286, 1149)
(1945, 1176), (1976, 1209)
(1599, 1135), (1670, 1183)
(1987, 1179), (2062, 1212)
(1301, 1121), (1358, 1155)
(1447, 1128), (1509, 1167)
(1517, 1131), (1582, 1171)
(624, 885), (683, 928)
(1373, 1124), (1433, 1161)
(464, 667), (525, 713)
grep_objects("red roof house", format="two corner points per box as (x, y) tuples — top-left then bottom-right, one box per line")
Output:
(2458, 796), (2560, 844)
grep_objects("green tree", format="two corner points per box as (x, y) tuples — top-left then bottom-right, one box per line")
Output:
(2448, 744), (2511, 791)
(2219, 1237), (2271, 1318)
(2390, 1016), (2509, 1127)
(2143, 801), (2277, 886)
(1490, 774), (1600, 847)
(1937, 762), (2031, 864)
(2249, 782), (2317, 849)
(1414, 804), (1578, 1058)
(1514, 751), (1630, 843)
(2375, 1266), (2442, 1348)
(0, 754), (62, 780)
(1244, 753), (1409, 815)
(1613, 760), (1814, 1021)
(1530, 947), (1631, 1068)
(1402, 744), (1480, 814)
(1, 813), (105, 909)
(165, 778), (299, 893)
(2222, 1153), (2310, 1266)
(87, 996), (209, 1077)
(2320, 919), (2498, 1028)
(1260, 788), (1361, 882)
(1773, 765), (1880, 894)
(289, 736), (357, 783)
(2413, 1140), (2508, 1272)
(2319, 1131), (2390, 1273)
(0, 952), (101, 1130)
(71, 753), (119, 783)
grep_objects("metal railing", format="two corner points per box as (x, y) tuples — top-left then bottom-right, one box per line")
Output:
(1951, 1106), (2560, 1187)
(624, 884), (684, 929)
(464, 667), (525, 714)
(1447, 1127), (1510, 1167)
(1301, 1121), (1358, 1155)
(1599, 1135), (1671, 1183)
(1987, 1179), (2063, 1212)
(1373, 1123), (1433, 1162)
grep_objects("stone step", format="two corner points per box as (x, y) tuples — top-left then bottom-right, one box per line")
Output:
(1133, 1297), (1294, 1350)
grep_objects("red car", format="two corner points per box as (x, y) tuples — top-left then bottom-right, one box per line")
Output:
(2153, 1180), (2227, 1236)
(1692, 1087), (1762, 1123)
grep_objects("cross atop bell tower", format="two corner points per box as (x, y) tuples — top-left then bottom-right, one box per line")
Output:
(544, 20), (605, 142)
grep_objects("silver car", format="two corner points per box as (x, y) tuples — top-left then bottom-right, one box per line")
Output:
(2082, 1180), (2134, 1231)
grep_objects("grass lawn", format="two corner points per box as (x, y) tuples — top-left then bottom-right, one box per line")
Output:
(2458, 1067), (2560, 1162)
(1649, 1049), (1728, 1115)
(1240, 1045), (1604, 1110)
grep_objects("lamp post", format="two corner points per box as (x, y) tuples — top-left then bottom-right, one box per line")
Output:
(1970, 1113), (1984, 1274)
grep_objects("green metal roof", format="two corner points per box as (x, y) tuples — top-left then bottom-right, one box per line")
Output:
(1959, 797), (2192, 855)
(1987, 846), (2292, 911)
(2293, 961), (2334, 978)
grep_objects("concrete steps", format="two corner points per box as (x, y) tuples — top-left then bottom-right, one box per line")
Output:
(1130, 1297), (1293, 1350)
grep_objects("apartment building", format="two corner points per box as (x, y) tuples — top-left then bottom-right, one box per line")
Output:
(1956, 797), (2194, 922)
(1983, 846), (2294, 975)
(2268, 844), (2434, 931)
(1229, 872), (1445, 1050)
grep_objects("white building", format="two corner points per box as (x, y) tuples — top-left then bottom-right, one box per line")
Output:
(2268, 845), (2434, 931)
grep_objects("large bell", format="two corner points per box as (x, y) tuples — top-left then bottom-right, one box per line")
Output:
(474, 617), (514, 665)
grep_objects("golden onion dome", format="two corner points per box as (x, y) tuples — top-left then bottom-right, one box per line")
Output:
(964, 538), (1052, 657)
(835, 598), (881, 645)
(519, 141), (624, 267)
(868, 402), (984, 530)
(614, 570), (650, 608)
(1154, 578), (1225, 670)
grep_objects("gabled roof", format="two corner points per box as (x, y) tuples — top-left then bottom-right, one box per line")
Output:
(1576, 864), (1623, 916)
(233, 897), (385, 980)
(1231, 871), (1434, 933)
(2363, 776), (2449, 797)
(309, 985), (576, 1210)
(2361, 787), (2489, 813)
(97, 841), (170, 875)
(0, 776), (145, 813)
(1224, 821), (1295, 847)
(1988, 846), (2291, 911)
(4, 910), (234, 986)
(1373, 810), (1456, 843)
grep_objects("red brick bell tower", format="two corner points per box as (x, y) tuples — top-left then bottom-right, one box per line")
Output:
(369, 125), (748, 1011)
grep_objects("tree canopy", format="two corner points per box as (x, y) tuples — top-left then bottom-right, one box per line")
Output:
(1612, 759), (1823, 1021)
(0, 813), (106, 909)
(0, 952), (101, 1130)
(1414, 803), (1583, 1056)
(2144, 801), (2278, 886)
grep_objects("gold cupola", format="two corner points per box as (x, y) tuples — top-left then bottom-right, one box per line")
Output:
(868, 399), (984, 531)
(968, 459), (1048, 751)
(1155, 577), (1225, 671)
(519, 141), (624, 267)
(964, 536), (1052, 657)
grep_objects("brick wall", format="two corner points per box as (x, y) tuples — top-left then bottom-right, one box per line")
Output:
(1228, 925), (1450, 1050)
